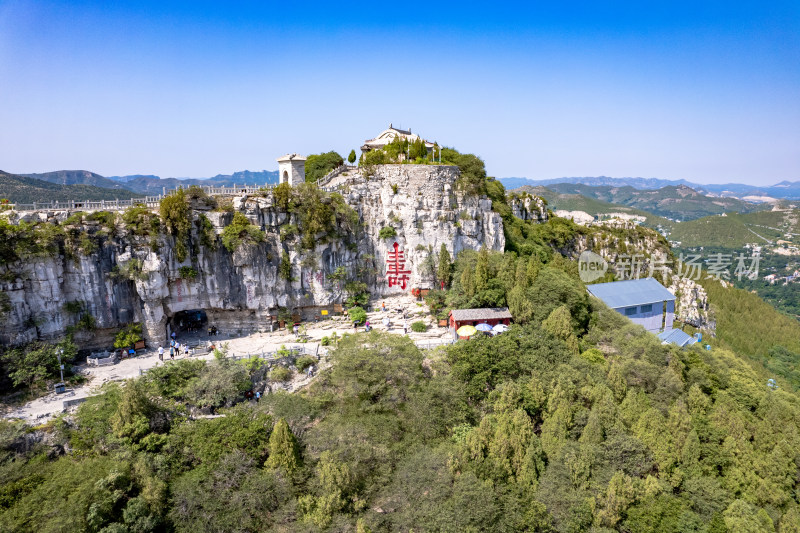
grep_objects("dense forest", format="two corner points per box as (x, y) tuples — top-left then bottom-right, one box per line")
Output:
(3, 299), (800, 531)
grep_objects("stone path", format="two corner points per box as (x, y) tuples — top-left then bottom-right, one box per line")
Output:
(1, 294), (452, 424)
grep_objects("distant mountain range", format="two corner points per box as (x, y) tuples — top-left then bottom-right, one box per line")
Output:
(500, 177), (800, 200)
(515, 182), (768, 222)
(0, 171), (142, 203)
(11, 169), (280, 198)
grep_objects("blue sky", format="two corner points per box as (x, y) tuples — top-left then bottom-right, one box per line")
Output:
(0, 1), (798, 185)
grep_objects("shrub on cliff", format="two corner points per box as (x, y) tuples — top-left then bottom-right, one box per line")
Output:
(122, 205), (160, 237)
(221, 212), (264, 252)
(159, 188), (191, 262)
(305, 151), (344, 183)
(379, 226), (397, 239)
(114, 323), (143, 350)
(441, 147), (487, 196)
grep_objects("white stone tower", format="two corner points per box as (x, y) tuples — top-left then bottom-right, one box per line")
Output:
(276, 153), (306, 186)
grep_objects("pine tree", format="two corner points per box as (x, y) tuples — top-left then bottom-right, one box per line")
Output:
(265, 418), (302, 473)
(461, 267), (475, 298)
(475, 247), (490, 293)
(543, 305), (578, 353)
(515, 258), (528, 288)
(508, 285), (534, 323)
(347, 150), (356, 164)
(437, 244), (452, 288)
(526, 255), (541, 286)
(579, 408), (604, 445)
(498, 253), (517, 293)
(608, 364), (628, 402)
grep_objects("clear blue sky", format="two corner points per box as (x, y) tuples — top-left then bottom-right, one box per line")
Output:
(1, 1), (798, 185)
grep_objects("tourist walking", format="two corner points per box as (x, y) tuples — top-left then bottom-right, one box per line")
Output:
(169, 346), (175, 359)
(403, 321), (408, 335)
(158, 346), (164, 361)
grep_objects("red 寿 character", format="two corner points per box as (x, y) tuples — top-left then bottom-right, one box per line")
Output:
(386, 242), (411, 290)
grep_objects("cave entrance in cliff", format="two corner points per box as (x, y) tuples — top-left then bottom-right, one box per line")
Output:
(170, 310), (208, 334)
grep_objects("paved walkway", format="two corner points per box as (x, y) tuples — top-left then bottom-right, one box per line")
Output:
(2, 294), (452, 423)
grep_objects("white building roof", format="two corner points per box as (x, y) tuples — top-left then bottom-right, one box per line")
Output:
(277, 153), (306, 162)
(362, 124), (434, 149)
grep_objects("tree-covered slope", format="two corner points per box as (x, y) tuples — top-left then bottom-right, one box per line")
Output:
(3, 270), (800, 531)
(0, 171), (142, 203)
(670, 209), (800, 247)
(515, 184), (674, 229)
(544, 183), (766, 221)
(20, 170), (126, 190)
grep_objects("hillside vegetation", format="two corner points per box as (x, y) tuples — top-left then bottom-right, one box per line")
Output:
(0, 171), (142, 203)
(21, 170), (127, 190)
(3, 304), (800, 531)
(699, 277), (800, 390)
(543, 183), (765, 221)
(670, 210), (800, 248)
(516, 185), (673, 229)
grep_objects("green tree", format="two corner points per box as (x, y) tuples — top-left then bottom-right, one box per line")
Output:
(279, 252), (293, 281)
(475, 247), (490, 293)
(170, 451), (291, 533)
(347, 306), (367, 325)
(221, 212), (264, 252)
(543, 305), (579, 354)
(305, 151), (344, 182)
(348, 150), (357, 164)
(461, 266), (475, 298)
(507, 285), (534, 324)
(114, 323), (143, 349)
(265, 418), (302, 473)
(1, 338), (75, 389)
(159, 188), (191, 262)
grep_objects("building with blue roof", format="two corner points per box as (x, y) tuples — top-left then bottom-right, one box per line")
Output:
(657, 328), (698, 348)
(586, 278), (675, 332)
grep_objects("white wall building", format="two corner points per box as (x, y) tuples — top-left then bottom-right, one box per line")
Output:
(277, 154), (306, 186)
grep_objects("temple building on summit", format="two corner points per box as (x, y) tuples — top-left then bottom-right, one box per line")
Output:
(360, 124), (435, 158)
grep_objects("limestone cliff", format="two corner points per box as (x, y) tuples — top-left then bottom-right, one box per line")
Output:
(0, 165), (504, 346)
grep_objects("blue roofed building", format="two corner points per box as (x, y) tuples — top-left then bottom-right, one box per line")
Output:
(586, 278), (675, 332)
(657, 328), (698, 348)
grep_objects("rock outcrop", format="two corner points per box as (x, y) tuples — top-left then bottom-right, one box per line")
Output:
(669, 277), (712, 330)
(0, 165), (504, 347)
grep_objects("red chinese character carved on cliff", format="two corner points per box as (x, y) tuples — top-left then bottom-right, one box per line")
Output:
(386, 242), (411, 290)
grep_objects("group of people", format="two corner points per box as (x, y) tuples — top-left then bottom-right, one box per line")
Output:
(158, 333), (191, 361)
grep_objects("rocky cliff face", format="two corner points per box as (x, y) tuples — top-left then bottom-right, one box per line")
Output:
(0, 165), (504, 347)
(668, 277), (712, 329)
(508, 193), (548, 223)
